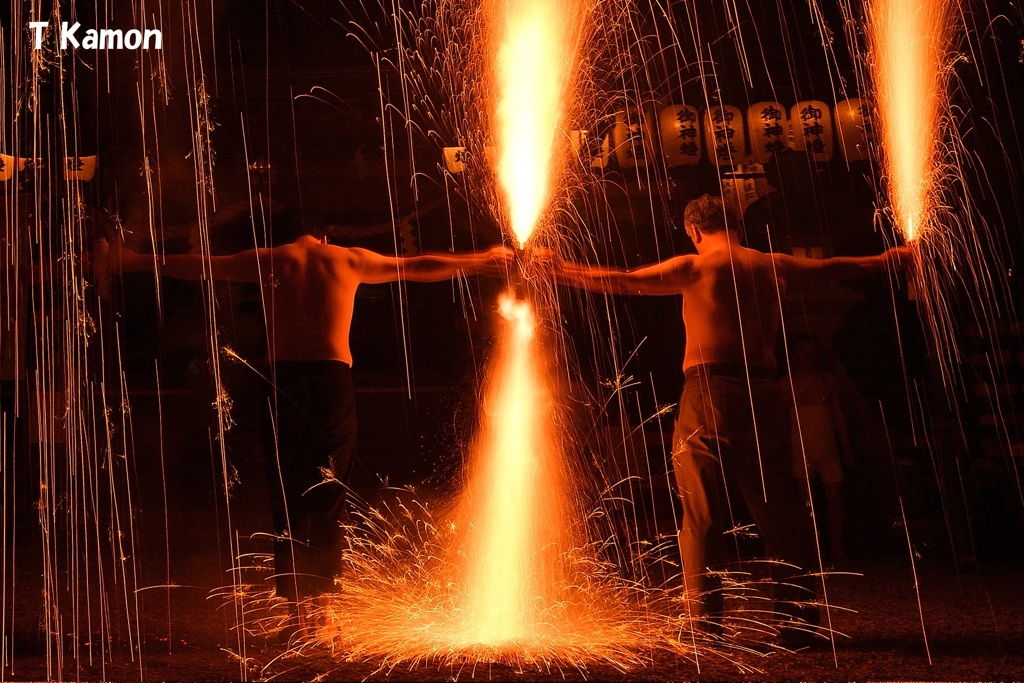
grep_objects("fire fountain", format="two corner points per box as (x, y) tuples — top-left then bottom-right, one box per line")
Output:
(307, 0), (664, 666)
(867, 0), (955, 244)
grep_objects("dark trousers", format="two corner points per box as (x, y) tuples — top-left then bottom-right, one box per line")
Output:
(672, 364), (818, 625)
(264, 361), (356, 602)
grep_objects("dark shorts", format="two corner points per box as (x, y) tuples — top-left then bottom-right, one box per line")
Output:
(265, 360), (357, 601)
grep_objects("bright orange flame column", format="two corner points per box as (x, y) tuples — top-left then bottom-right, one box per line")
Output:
(458, 294), (558, 644)
(491, 0), (583, 247)
(453, 0), (585, 644)
(868, 0), (953, 242)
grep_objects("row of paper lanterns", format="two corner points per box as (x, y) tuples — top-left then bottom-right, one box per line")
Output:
(600, 97), (871, 169)
(0, 154), (98, 182)
(444, 97), (871, 174)
(2, 100), (870, 184)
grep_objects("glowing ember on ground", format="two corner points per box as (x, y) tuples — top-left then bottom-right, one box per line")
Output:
(867, 0), (955, 242)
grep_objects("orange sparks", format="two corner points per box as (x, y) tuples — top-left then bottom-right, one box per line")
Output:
(456, 292), (571, 644)
(490, 0), (585, 247)
(868, 0), (955, 242)
(291, 293), (675, 668)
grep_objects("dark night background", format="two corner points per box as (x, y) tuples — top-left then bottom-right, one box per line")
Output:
(2, 0), (1024, 679)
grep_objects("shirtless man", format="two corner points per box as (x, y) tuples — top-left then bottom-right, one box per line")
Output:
(119, 226), (511, 613)
(557, 194), (911, 645)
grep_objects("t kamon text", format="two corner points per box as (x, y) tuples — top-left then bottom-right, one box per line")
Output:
(29, 21), (162, 50)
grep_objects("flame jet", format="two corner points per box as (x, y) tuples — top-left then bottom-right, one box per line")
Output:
(491, 0), (585, 248)
(453, 0), (586, 644)
(868, 0), (955, 242)
(455, 294), (572, 644)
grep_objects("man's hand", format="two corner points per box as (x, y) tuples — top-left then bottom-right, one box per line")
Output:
(885, 245), (917, 273)
(481, 245), (515, 276)
(524, 247), (561, 274)
(483, 244), (512, 266)
(484, 244), (515, 264)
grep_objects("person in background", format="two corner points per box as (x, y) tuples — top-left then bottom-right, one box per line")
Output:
(785, 333), (853, 563)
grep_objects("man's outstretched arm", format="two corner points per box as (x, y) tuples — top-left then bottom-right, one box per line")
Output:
(352, 245), (512, 284)
(556, 255), (696, 296)
(773, 246), (913, 287)
(118, 246), (268, 283)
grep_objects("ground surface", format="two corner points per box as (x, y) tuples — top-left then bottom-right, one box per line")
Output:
(4, 546), (1022, 681)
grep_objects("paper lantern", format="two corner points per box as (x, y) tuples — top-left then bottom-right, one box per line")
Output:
(834, 98), (871, 162)
(703, 105), (745, 167)
(658, 104), (701, 166)
(747, 101), (788, 164)
(612, 108), (654, 168)
(64, 156), (98, 181)
(0, 154), (18, 181)
(442, 146), (468, 174)
(790, 100), (834, 162)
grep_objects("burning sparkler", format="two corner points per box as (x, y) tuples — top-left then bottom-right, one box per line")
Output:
(449, 0), (594, 647)
(447, 0), (587, 643)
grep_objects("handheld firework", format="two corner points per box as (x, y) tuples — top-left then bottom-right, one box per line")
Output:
(512, 245), (529, 299)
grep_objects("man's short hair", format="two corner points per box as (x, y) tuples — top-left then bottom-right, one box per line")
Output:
(684, 194), (736, 235)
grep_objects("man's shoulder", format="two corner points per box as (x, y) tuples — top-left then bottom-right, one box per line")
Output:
(283, 240), (358, 259)
(750, 249), (793, 272)
(693, 248), (790, 286)
(327, 245), (372, 267)
(693, 246), (772, 268)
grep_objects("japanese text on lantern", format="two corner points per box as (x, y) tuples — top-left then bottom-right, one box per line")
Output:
(790, 100), (834, 162)
(712, 108), (737, 161)
(704, 105), (744, 167)
(613, 108), (651, 168)
(658, 104), (701, 166)
(623, 109), (647, 165)
(800, 105), (826, 154)
(674, 107), (699, 159)
(759, 106), (786, 155)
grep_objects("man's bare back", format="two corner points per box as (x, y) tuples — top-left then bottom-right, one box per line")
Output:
(257, 239), (369, 364)
(678, 245), (786, 373)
